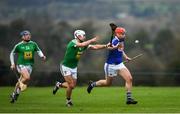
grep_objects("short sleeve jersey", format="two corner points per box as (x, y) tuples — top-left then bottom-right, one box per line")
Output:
(106, 36), (125, 64)
(12, 41), (41, 66)
(61, 39), (87, 68)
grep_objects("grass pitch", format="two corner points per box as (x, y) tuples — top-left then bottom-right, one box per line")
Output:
(0, 87), (180, 113)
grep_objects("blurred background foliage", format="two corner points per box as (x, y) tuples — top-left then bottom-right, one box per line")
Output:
(0, 0), (180, 86)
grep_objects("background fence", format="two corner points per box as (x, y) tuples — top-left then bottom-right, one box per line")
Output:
(1, 69), (180, 86)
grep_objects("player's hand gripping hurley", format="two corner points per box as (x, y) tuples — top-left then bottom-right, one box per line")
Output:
(123, 54), (143, 63)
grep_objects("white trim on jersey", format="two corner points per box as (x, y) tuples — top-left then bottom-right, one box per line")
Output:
(10, 41), (23, 65)
(112, 36), (120, 47)
(37, 51), (44, 57)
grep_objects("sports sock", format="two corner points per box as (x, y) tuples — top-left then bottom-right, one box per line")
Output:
(67, 98), (71, 101)
(91, 82), (96, 87)
(127, 91), (132, 100)
(12, 92), (16, 96)
(56, 82), (62, 88)
(16, 87), (21, 94)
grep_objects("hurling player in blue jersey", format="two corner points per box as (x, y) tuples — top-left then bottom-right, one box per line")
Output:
(87, 27), (137, 105)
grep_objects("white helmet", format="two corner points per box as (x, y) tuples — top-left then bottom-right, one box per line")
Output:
(74, 30), (85, 39)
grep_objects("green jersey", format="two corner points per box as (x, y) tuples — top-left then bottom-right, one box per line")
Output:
(11, 41), (41, 66)
(61, 39), (88, 68)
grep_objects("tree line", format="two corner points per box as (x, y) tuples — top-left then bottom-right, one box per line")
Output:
(0, 17), (180, 86)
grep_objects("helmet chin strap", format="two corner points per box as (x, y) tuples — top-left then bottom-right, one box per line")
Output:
(23, 39), (30, 42)
(75, 34), (84, 42)
(77, 38), (83, 42)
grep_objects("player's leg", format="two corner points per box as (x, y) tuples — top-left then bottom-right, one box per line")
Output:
(118, 66), (137, 104)
(87, 63), (115, 94)
(53, 64), (71, 94)
(10, 75), (23, 103)
(87, 77), (113, 94)
(53, 81), (69, 94)
(53, 64), (77, 107)
(64, 75), (76, 107)
(10, 66), (31, 103)
(96, 77), (113, 86)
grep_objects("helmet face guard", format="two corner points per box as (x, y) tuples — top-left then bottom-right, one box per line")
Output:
(20, 30), (31, 42)
(74, 30), (86, 41)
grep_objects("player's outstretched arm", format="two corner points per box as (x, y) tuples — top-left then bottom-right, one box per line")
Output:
(88, 44), (108, 50)
(76, 36), (98, 47)
(107, 43), (119, 50)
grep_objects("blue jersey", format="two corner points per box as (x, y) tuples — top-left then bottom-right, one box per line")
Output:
(106, 36), (125, 64)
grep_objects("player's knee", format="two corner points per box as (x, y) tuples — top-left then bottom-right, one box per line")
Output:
(127, 76), (133, 83)
(26, 76), (30, 81)
(21, 72), (30, 81)
(106, 81), (112, 86)
(24, 75), (30, 81)
(69, 83), (76, 89)
(129, 76), (133, 81)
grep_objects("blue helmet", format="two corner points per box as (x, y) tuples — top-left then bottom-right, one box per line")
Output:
(20, 30), (31, 36)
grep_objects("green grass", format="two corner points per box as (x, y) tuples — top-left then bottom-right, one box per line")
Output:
(0, 87), (180, 113)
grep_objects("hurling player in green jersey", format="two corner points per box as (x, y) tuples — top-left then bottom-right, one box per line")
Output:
(53, 30), (109, 107)
(10, 30), (46, 103)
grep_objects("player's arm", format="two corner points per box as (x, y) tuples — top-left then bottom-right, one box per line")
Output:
(123, 51), (132, 61)
(75, 36), (97, 47)
(37, 51), (46, 61)
(35, 42), (46, 61)
(121, 43), (131, 60)
(107, 44), (118, 50)
(10, 46), (16, 70)
(107, 40), (119, 50)
(88, 44), (108, 50)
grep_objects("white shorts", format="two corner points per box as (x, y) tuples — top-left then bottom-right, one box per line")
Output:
(16, 65), (33, 75)
(60, 64), (77, 79)
(104, 62), (127, 77)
